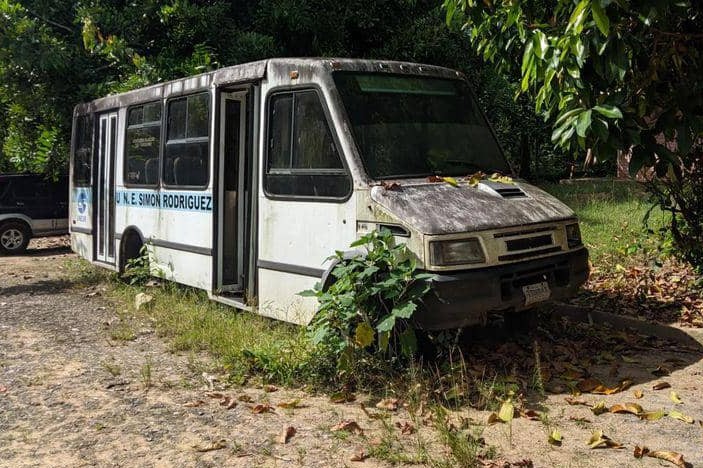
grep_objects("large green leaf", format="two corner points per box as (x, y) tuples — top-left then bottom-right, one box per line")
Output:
(593, 104), (623, 119)
(576, 110), (592, 137)
(591, 1), (610, 36)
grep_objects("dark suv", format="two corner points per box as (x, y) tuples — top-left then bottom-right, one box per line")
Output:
(0, 173), (69, 254)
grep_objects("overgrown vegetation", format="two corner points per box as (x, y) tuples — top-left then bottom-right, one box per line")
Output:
(304, 229), (433, 385)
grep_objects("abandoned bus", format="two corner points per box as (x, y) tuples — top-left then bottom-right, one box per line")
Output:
(69, 58), (588, 329)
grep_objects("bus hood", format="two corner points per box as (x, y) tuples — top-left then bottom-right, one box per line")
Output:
(369, 180), (576, 235)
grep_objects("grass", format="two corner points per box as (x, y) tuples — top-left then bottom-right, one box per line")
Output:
(541, 179), (667, 267)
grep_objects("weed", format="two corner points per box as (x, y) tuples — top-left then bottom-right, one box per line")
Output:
(101, 360), (122, 377)
(530, 339), (545, 396)
(109, 321), (136, 341)
(140, 356), (153, 390)
(432, 406), (487, 468)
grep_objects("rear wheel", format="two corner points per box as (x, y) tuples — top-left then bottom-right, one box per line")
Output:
(0, 222), (31, 254)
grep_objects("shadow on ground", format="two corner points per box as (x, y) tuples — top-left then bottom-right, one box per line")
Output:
(430, 304), (703, 410)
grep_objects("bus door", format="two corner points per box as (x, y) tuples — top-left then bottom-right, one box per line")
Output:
(95, 112), (118, 264)
(217, 91), (248, 292)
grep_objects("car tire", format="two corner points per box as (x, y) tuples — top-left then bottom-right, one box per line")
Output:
(0, 222), (31, 255)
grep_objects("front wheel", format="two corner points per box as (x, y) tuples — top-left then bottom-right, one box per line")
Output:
(0, 222), (31, 254)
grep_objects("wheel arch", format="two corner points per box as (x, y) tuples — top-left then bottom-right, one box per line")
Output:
(0, 214), (33, 235)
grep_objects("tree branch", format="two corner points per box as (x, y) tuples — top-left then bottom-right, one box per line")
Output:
(25, 9), (75, 35)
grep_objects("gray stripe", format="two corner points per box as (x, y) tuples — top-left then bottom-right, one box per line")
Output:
(70, 226), (92, 235)
(150, 239), (212, 256)
(257, 260), (324, 278)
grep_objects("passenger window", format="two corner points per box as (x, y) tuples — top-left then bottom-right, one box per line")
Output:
(163, 93), (210, 188)
(265, 90), (350, 199)
(125, 102), (162, 186)
(73, 115), (93, 186)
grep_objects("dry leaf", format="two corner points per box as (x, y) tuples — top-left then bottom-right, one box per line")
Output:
(395, 421), (416, 435)
(251, 404), (274, 414)
(634, 445), (649, 458)
(565, 397), (590, 406)
(376, 398), (399, 411)
(587, 429), (624, 449)
(350, 448), (368, 462)
(651, 365), (671, 377)
(548, 428), (563, 446)
(193, 439), (227, 452)
(219, 396), (237, 409)
(263, 384), (278, 393)
(238, 394), (254, 402)
(279, 426), (296, 444)
(669, 391), (683, 404)
(205, 391), (226, 399)
(633, 389), (644, 399)
(330, 391), (355, 403)
(183, 400), (205, 407)
(591, 401), (609, 415)
(668, 410), (694, 424)
(487, 412), (500, 424)
(653, 381), (672, 390)
(577, 378), (603, 393)
(277, 399), (302, 409)
(467, 171), (485, 187)
(442, 176), (459, 187)
(609, 403), (643, 416)
(520, 409), (541, 420)
(381, 181), (401, 191)
(427, 175), (443, 183)
(331, 420), (363, 435)
(639, 410), (667, 421)
(647, 450), (686, 467)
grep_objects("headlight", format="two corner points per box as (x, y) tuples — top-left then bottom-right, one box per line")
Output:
(565, 223), (582, 248)
(430, 238), (485, 266)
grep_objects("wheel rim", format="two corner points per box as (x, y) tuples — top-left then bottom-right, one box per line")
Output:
(1, 228), (24, 250)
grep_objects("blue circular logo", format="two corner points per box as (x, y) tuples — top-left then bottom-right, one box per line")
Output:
(77, 191), (88, 214)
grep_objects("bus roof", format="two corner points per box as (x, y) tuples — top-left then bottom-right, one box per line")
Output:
(73, 58), (463, 116)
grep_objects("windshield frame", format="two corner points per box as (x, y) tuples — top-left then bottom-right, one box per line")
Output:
(331, 71), (513, 181)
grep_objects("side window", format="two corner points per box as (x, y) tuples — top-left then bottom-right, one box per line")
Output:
(163, 93), (210, 188)
(73, 115), (93, 186)
(265, 90), (350, 199)
(125, 102), (162, 186)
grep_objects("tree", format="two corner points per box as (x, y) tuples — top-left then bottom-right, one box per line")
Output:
(444, 0), (703, 269)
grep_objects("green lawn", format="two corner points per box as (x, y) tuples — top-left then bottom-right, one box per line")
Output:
(541, 179), (666, 267)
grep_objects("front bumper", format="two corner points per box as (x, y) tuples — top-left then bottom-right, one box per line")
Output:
(414, 247), (589, 329)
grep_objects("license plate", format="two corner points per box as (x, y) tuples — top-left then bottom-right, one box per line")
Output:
(522, 282), (551, 305)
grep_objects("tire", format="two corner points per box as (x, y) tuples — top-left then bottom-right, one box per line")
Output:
(0, 222), (31, 255)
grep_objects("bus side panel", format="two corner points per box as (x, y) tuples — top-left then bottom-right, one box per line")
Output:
(257, 195), (357, 325)
(70, 186), (94, 260)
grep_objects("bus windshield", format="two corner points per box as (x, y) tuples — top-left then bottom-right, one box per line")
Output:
(333, 72), (509, 180)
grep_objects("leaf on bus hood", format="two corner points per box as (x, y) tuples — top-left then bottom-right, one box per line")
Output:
(467, 171), (485, 187)
(488, 173), (514, 184)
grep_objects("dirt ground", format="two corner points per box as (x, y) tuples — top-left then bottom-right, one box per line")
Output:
(1, 239), (702, 467)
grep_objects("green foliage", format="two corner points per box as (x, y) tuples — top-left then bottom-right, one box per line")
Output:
(445, 0), (703, 269)
(122, 245), (152, 285)
(304, 230), (433, 382)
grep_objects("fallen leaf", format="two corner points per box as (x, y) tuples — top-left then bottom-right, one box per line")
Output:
(520, 409), (541, 420)
(498, 400), (514, 423)
(548, 428), (563, 446)
(381, 181), (401, 191)
(395, 421), (416, 435)
(591, 401), (609, 415)
(467, 171), (485, 187)
(634, 445), (649, 458)
(376, 398), (399, 411)
(587, 429), (624, 449)
(277, 399), (303, 409)
(668, 410), (694, 424)
(427, 175), (443, 183)
(331, 420), (363, 435)
(577, 378), (603, 393)
(219, 396), (237, 409)
(647, 450), (686, 467)
(669, 391), (683, 404)
(205, 391), (225, 399)
(350, 448), (368, 462)
(279, 426), (296, 444)
(653, 381), (671, 390)
(609, 403), (643, 416)
(633, 389), (644, 399)
(183, 400), (205, 407)
(251, 404), (274, 414)
(487, 412), (500, 424)
(565, 397), (590, 406)
(237, 394), (254, 402)
(193, 439), (227, 452)
(263, 384), (278, 393)
(639, 410), (667, 421)
(330, 391), (355, 403)
(651, 366), (671, 377)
